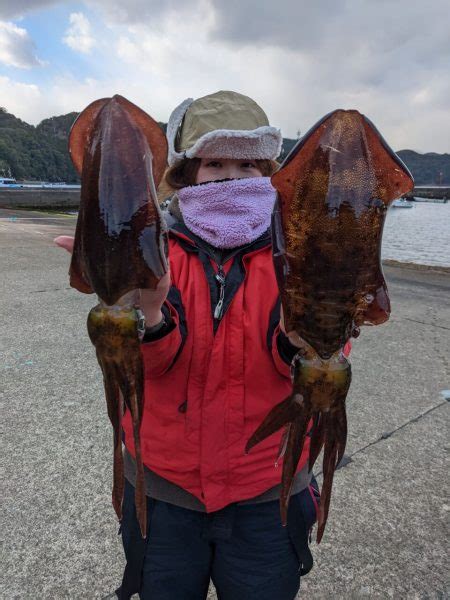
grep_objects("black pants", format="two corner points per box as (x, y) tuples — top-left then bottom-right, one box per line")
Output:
(117, 479), (319, 600)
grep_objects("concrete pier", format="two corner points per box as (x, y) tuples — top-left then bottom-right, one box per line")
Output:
(0, 184), (448, 211)
(405, 185), (450, 200)
(1, 208), (449, 599)
(0, 188), (80, 209)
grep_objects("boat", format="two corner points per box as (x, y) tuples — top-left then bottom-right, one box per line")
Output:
(392, 198), (414, 208)
(0, 177), (21, 188)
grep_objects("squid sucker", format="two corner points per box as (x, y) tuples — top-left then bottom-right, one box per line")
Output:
(246, 110), (414, 542)
(68, 94), (168, 537)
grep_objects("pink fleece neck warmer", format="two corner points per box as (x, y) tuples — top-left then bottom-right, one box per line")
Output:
(177, 177), (276, 249)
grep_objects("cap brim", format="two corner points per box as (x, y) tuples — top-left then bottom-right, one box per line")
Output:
(183, 126), (282, 163)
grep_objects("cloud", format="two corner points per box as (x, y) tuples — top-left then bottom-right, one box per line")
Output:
(0, 0), (61, 20)
(0, 20), (43, 68)
(209, 0), (450, 60)
(63, 12), (95, 54)
(84, 0), (201, 26)
(0, 76), (42, 122)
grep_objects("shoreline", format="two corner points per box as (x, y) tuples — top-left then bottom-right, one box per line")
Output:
(382, 259), (450, 274)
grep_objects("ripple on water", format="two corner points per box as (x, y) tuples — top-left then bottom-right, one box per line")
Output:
(382, 201), (450, 267)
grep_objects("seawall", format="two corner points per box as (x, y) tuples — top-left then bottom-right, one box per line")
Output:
(405, 186), (449, 200)
(1, 184), (449, 210)
(0, 188), (80, 209)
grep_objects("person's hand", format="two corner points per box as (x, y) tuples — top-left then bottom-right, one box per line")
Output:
(54, 234), (170, 327)
(140, 272), (171, 327)
(279, 305), (303, 349)
(54, 235), (74, 253)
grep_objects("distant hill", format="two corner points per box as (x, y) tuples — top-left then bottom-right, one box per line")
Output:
(0, 108), (448, 185)
(395, 150), (449, 186)
(0, 108), (80, 182)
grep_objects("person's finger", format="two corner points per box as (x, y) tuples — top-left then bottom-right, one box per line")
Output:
(54, 235), (75, 253)
(286, 330), (303, 348)
(279, 305), (286, 333)
(157, 270), (171, 289)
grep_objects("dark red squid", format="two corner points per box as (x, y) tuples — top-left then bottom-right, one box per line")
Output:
(68, 94), (168, 537)
(246, 110), (414, 541)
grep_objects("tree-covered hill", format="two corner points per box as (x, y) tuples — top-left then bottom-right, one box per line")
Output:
(0, 108), (80, 182)
(395, 150), (449, 186)
(0, 108), (448, 185)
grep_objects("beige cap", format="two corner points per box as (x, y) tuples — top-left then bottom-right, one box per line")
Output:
(167, 90), (282, 166)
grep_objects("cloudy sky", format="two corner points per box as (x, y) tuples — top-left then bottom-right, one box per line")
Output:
(0, 0), (449, 152)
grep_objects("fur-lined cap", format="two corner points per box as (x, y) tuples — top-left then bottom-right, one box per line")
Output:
(167, 91), (282, 166)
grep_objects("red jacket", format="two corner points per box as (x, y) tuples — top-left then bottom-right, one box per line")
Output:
(123, 223), (338, 512)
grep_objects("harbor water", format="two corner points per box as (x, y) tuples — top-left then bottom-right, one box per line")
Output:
(382, 201), (450, 268)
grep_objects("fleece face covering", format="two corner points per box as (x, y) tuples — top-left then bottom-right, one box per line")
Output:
(177, 177), (276, 249)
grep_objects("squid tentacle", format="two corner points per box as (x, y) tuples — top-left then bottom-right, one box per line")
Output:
(247, 352), (351, 542)
(308, 412), (326, 471)
(276, 423), (291, 466)
(116, 354), (147, 538)
(245, 392), (305, 454)
(315, 401), (348, 542)
(280, 407), (312, 524)
(317, 430), (341, 543)
(100, 357), (124, 521)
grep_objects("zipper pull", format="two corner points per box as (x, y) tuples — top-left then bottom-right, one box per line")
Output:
(214, 265), (226, 320)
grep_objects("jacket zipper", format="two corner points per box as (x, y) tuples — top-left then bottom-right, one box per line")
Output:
(187, 237), (267, 325)
(214, 264), (226, 320)
(212, 240), (257, 322)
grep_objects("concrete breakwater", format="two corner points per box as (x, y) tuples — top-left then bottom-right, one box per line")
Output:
(405, 186), (449, 200)
(0, 188), (80, 209)
(1, 185), (449, 210)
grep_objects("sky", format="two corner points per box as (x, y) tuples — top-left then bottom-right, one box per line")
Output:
(0, 0), (449, 153)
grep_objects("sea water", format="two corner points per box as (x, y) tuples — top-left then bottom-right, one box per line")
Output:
(382, 201), (450, 267)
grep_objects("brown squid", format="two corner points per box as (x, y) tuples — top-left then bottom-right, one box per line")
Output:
(246, 110), (414, 541)
(68, 95), (168, 536)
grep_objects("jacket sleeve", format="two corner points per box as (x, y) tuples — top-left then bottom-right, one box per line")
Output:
(270, 325), (299, 378)
(140, 284), (187, 378)
(267, 299), (297, 378)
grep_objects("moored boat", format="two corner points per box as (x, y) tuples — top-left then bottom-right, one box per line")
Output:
(392, 198), (414, 208)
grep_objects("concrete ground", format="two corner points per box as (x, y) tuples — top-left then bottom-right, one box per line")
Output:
(1, 208), (448, 600)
